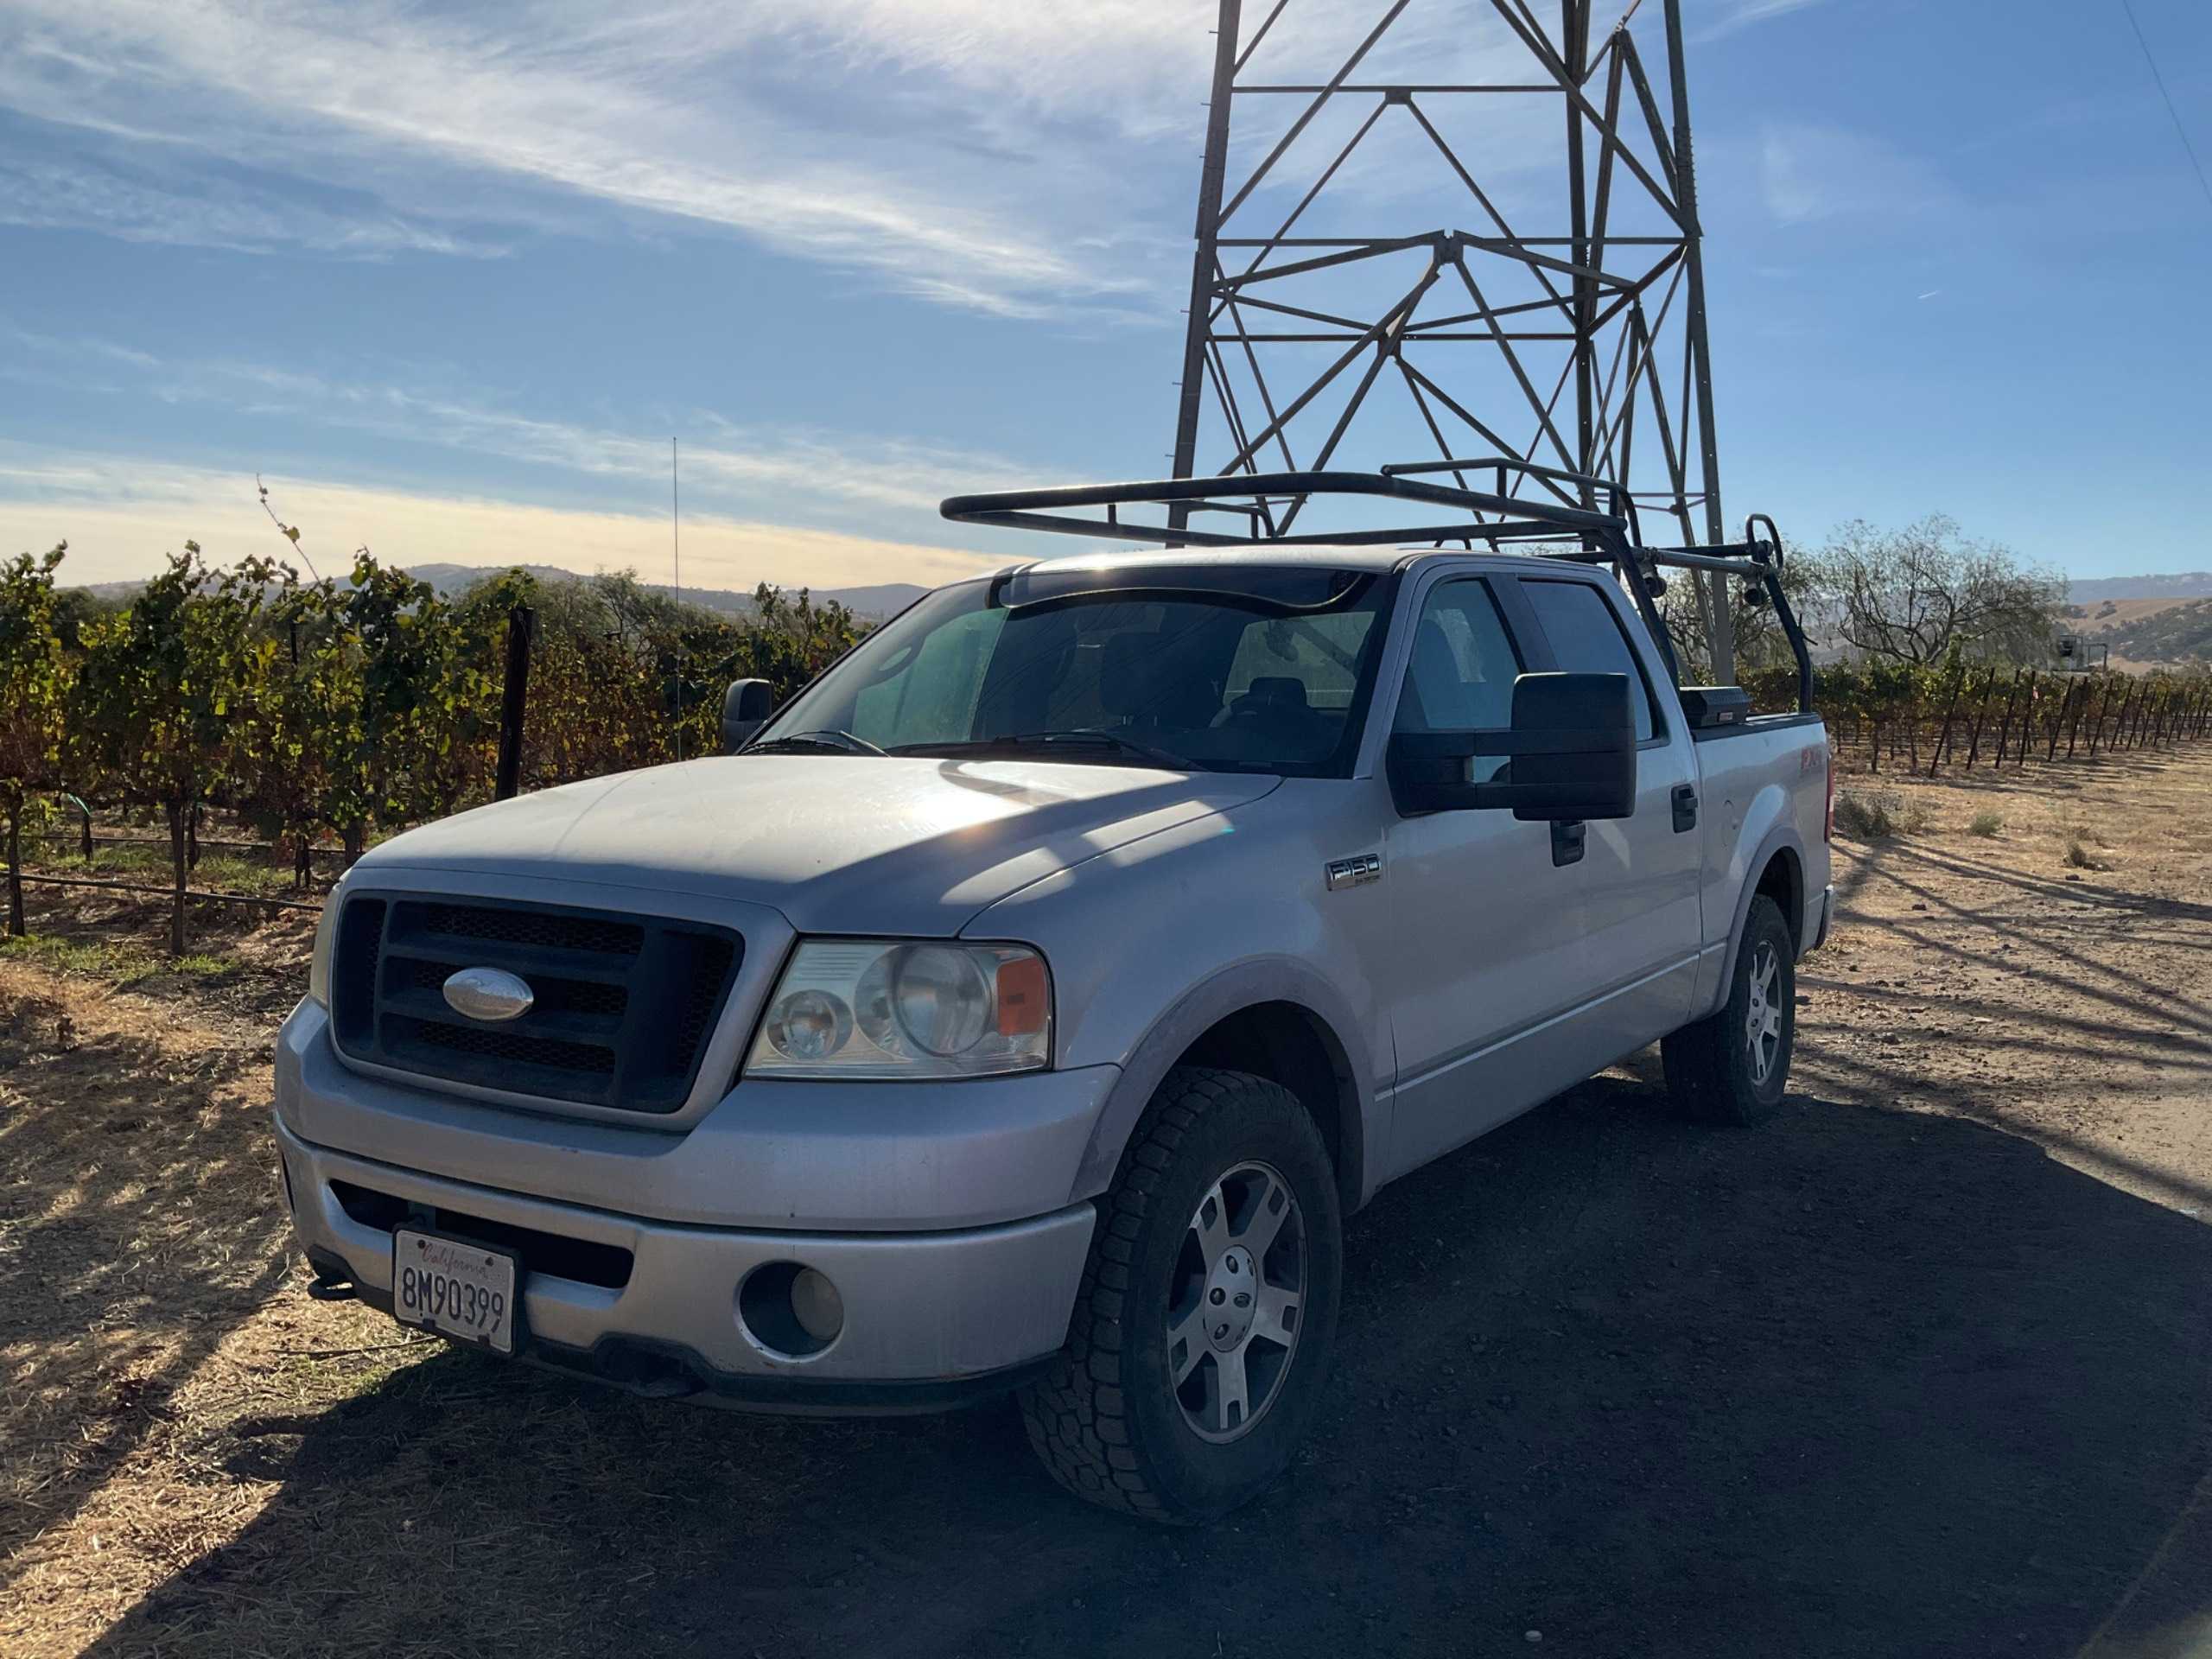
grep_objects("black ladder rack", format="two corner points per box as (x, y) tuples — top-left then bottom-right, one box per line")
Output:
(940, 467), (1814, 712)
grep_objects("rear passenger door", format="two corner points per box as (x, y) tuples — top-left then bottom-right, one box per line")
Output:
(1510, 575), (1703, 1045)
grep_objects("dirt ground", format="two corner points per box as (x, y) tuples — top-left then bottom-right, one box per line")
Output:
(3, 747), (2210, 1659)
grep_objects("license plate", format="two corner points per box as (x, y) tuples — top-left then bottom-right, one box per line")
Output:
(392, 1230), (520, 1356)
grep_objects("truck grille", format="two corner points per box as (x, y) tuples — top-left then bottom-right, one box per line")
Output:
(328, 893), (741, 1114)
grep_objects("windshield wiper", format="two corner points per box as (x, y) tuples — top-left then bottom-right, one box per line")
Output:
(892, 730), (1195, 769)
(744, 729), (887, 756)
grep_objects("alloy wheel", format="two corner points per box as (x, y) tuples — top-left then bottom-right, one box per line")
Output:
(1166, 1161), (1306, 1443)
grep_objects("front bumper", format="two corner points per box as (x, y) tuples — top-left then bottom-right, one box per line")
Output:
(276, 1114), (1094, 1408)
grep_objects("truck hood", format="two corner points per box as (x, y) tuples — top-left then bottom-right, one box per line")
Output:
(353, 755), (1281, 936)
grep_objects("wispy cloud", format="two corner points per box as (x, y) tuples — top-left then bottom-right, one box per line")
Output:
(0, 442), (1004, 592)
(0, 0), (1191, 317)
(1760, 123), (1957, 226)
(0, 148), (507, 260)
(1694, 0), (1832, 43)
(0, 331), (1043, 557)
(0, 1), (1620, 318)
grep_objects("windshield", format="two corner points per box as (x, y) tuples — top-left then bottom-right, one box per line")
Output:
(754, 566), (1395, 776)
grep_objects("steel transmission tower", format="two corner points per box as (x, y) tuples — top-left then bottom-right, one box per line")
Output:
(1169, 0), (1738, 676)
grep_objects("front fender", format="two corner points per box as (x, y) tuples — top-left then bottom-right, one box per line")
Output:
(1064, 957), (1382, 1213)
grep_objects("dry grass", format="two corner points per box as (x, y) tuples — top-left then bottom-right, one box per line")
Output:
(1832, 789), (1934, 841)
(0, 969), (404, 1649)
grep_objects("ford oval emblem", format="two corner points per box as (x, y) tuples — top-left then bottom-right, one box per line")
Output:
(442, 967), (535, 1023)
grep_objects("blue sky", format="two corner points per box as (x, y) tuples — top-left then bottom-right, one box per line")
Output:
(1, 0), (2207, 590)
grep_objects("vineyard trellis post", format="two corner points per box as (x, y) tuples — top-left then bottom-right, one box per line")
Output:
(1964, 665), (2002, 768)
(1991, 669), (2025, 767)
(495, 604), (535, 803)
(1929, 662), (1967, 778)
(2014, 671), (2036, 769)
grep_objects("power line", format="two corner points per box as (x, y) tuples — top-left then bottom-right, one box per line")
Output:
(2117, 0), (2212, 219)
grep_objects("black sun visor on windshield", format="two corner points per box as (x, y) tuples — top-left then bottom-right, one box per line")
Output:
(990, 564), (1373, 617)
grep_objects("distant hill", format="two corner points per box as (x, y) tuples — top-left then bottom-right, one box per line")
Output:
(2076, 596), (2212, 667)
(2066, 572), (2212, 604)
(69, 564), (932, 620)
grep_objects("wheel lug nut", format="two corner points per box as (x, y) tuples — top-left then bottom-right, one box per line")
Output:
(1234, 1293), (1250, 1308)
(1211, 1287), (1224, 1305)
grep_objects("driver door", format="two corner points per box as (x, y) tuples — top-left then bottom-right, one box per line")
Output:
(1380, 572), (1599, 1177)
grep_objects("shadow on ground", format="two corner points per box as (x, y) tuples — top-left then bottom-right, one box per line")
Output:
(0, 988), (292, 1583)
(81, 1075), (2212, 1659)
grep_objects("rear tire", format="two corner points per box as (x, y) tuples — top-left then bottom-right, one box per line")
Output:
(1663, 893), (1796, 1126)
(1019, 1066), (1342, 1522)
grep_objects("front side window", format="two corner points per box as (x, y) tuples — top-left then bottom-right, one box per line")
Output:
(755, 567), (1395, 777)
(1393, 577), (1522, 782)
(1518, 577), (1663, 742)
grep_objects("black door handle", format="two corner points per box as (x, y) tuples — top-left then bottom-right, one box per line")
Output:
(1672, 784), (1699, 833)
(1551, 819), (1586, 868)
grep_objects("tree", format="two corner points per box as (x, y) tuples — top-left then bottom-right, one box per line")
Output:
(1811, 515), (2062, 666)
(1658, 544), (1821, 684)
(74, 547), (276, 954)
(0, 543), (71, 937)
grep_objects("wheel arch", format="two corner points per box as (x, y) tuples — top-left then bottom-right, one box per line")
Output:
(1070, 960), (1377, 1217)
(1719, 831), (1808, 998)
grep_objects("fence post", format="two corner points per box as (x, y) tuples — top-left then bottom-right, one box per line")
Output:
(496, 603), (536, 803)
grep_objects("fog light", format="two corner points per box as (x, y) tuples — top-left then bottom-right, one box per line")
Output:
(791, 1268), (844, 1344)
(737, 1260), (842, 1357)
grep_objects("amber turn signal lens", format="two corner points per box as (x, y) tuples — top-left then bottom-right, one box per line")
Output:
(995, 955), (1050, 1037)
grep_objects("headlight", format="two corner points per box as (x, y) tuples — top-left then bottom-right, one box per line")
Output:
(306, 885), (345, 1008)
(746, 940), (1051, 1079)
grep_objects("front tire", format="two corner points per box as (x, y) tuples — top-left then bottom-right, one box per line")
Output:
(1662, 893), (1796, 1125)
(1019, 1067), (1343, 1522)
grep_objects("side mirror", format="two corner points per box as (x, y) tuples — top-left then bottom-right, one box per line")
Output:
(1388, 671), (1637, 821)
(719, 679), (778, 754)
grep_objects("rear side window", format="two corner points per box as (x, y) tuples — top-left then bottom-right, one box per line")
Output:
(1518, 578), (1662, 742)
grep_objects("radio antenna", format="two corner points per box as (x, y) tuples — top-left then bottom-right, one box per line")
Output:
(672, 435), (683, 763)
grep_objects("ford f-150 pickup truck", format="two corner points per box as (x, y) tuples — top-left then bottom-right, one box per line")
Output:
(274, 469), (1832, 1520)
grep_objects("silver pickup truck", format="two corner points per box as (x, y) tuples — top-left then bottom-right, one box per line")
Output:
(274, 471), (1832, 1521)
